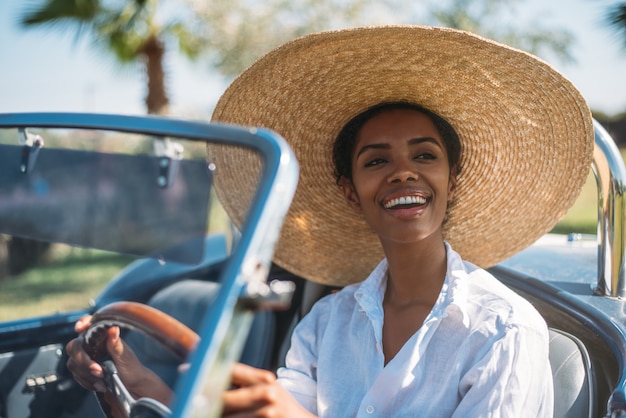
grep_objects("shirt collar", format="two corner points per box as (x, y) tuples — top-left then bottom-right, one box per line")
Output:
(354, 242), (471, 327)
(354, 258), (388, 319)
(443, 242), (471, 328)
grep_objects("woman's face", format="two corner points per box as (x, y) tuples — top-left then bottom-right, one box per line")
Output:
(341, 108), (456, 245)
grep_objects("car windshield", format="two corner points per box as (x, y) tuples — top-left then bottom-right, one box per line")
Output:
(0, 114), (298, 418)
(0, 115), (295, 326)
(0, 130), (212, 265)
(0, 125), (222, 322)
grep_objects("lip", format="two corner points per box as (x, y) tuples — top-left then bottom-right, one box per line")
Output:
(381, 188), (431, 216)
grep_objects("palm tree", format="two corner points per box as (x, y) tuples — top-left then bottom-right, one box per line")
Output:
(20, 0), (208, 115)
(21, 0), (579, 114)
(15, 0), (210, 274)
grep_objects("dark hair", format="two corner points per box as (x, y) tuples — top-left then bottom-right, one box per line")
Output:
(332, 102), (462, 184)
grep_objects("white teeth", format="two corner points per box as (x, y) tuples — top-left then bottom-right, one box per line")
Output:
(384, 195), (427, 209)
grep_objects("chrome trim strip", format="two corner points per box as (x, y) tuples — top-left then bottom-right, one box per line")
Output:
(593, 120), (626, 298)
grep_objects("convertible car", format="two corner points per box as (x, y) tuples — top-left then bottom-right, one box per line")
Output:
(0, 113), (624, 418)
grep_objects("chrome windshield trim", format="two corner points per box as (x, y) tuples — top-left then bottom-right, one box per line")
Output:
(593, 119), (626, 298)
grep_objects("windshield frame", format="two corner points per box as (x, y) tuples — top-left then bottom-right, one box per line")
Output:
(0, 112), (300, 417)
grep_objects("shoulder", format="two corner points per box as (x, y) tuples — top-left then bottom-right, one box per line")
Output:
(303, 258), (386, 320)
(472, 267), (546, 333)
(304, 281), (360, 320)
(288, 283), (360, 351)
(447, 248), (547, 335)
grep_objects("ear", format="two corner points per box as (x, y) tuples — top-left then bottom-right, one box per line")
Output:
(340, 177), (361, 211)
(447, 170), (457, 202)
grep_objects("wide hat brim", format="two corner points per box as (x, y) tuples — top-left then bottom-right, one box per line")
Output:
(211, 25), (594, 286)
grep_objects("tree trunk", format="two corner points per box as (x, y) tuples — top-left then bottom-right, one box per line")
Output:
(0, 236), (8, 280)
(141, 35), (169, 115)
(7, 237), (50, 276)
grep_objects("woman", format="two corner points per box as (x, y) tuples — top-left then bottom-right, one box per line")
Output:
(67, 26), (594, 417)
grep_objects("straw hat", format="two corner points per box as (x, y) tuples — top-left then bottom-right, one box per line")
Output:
(210, 25), (594, 286)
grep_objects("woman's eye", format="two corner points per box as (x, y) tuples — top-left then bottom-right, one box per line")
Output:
(416, 152), (436, 160)
(364, 158), (385, 167)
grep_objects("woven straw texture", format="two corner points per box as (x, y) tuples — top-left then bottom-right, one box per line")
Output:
(210, 26), (594, 286)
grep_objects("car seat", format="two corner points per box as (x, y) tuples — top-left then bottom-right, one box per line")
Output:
(549, 328), (596, 418)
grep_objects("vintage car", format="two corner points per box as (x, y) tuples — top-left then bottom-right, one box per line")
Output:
(0, 112), (624, 418)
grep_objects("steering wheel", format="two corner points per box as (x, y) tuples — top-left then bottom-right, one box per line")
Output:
(82, 301), (200, 418)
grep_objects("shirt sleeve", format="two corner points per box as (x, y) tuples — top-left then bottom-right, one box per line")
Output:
(452, 323), (554, 418)
(276, 294), (333, 415)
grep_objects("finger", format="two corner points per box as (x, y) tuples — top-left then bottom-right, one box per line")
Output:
(74, 315), (93, 333)
(65, 335), (107, 392)
(105, 326), (140, 369)
(230, 363), (276, 388)
(66, 355), (104, 391)
(66, 361), (107, 392)
(178, 362), (190, 375)
(65, 337), (103, 375)
(101, 327), (147, 389)
(221, 385), (271, 415)
(65, 352), (103, 378)
(105, 326), (124, 358)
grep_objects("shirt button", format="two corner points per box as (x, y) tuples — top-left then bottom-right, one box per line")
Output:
(366, 405), (375, 414)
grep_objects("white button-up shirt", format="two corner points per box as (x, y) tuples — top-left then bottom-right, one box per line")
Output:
(277, 244), (553, 417)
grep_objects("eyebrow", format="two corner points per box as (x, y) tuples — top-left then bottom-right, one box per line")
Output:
(355, 136), (442, 159)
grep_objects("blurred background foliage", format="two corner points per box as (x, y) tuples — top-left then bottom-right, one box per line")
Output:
(17, 0), (589, 115)
(0, 0), (624, 320)
(10, 0), (626, 258)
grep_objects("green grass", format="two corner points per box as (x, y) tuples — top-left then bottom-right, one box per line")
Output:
(552, 171), (597, 235)
(0, 247), (132, 321)
(553, 149), (626, 235)
(0, 194), (232, 322)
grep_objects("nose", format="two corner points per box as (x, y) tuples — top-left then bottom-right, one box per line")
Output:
(388, 160), (418, 183)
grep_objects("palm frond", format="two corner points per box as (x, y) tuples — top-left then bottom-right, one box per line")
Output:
(20, 0), (100, 26)
(607, 3), (626, 48)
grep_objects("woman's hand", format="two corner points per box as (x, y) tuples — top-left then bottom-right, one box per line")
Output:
(221, 363), (317, 418)
(65, 315), (172, 405)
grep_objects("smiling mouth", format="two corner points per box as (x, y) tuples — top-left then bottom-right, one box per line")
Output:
(383, 195), (427, 209)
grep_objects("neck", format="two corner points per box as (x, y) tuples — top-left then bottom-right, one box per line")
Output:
(381, 234), (447, 306)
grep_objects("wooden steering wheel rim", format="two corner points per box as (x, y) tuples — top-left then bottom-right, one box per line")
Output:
(82, 301), (200, 361)
(81, 301), (200, 418)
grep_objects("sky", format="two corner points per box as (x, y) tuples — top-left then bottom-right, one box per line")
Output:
(0, 0), (625, 120)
